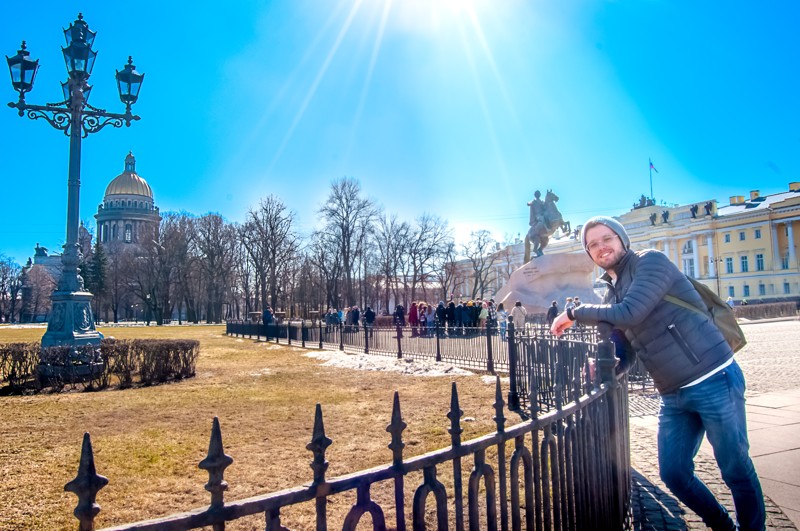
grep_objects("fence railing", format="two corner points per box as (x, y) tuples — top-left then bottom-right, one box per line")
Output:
(62, 324), (632, 530)
(227, 319), (513, 372)
(226, 319), (652, 415)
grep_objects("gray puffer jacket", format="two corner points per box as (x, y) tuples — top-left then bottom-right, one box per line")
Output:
(573, 249), (733, 394)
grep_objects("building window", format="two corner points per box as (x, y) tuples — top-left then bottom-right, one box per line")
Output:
(743, 284), (750, 297)
(756, 254), (764, 271)
(739, 231), (746, 241)
(740, 256), (749, 273)
(724, 233), (731, 243)
(784, 282), (791, 294)
(754, 228), (761, 239)
(112, 225), (118, 239)
(124, 224), (132, 243)
(725, 257), (734, 274)
(683, 258), (695, 277)
(728, 286), (735, 298)
(758, 284), (766, 296)
(783, 255), (790, 270)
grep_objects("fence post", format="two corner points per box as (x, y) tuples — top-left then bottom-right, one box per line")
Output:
(339, 322), (344, 351)
(396, 324), (403, 359)
(364, 321), (370, 354)
(319, 320), (324, 349)
(486, 322), (495, 374)
(507, 320), (520, 411)
(287, 321), (292, 346)
(435, 321), (442, 362)
(301, 321), (306, 348)
(596, 321), (628, 528)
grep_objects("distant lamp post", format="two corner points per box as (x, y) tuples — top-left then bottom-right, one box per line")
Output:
(709, 256), (725, 297)
(6, 13), (144, 353)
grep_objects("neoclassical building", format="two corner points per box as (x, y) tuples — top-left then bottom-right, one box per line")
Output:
(95, 152), (160, 245)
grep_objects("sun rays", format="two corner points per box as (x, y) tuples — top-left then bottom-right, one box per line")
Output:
(252, 0), (523, 182)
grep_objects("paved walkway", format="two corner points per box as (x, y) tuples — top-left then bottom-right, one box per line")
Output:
(628, 319), (800, 530)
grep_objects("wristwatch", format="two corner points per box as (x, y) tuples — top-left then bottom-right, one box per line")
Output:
(566, 307), (575, 321)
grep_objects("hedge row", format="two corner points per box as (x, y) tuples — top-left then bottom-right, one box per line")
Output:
(0, 338), (200, 393)
(0, 342), (39, 390)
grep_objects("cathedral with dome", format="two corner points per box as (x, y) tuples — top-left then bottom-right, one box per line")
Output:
(20, 152), (160, 322)
(95, 152), (160, 245)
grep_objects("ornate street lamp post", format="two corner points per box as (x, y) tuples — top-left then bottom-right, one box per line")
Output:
(6, 13), (144, 352)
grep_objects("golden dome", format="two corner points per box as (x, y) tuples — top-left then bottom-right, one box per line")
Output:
(104, 152), (153, 199)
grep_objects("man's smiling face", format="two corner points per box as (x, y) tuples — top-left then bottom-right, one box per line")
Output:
(584, 224), (626, 271)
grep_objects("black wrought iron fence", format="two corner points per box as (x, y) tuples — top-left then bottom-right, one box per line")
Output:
(64, 328), (632, 530)
(227, 320), (589, 376)
(226, 318), (653, 416)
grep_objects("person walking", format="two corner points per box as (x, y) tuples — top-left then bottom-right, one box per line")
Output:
(497, 302), (508, 341)
(550, 216), (764, 531)
(509, 301), (527, 335)
(478, 301), (489, 329)
(546, 300), (559, 327)
(409, 302), (419, 337)
(363, 306), (375, 337)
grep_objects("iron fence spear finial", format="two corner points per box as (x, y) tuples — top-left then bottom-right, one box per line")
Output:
(65, 432), (108, 531)
(493, 375), (506, 433)
(447, 382), (463, 446)
(199, 417), (233, 510)
(308, 403), (332, 485)
(386, 391), (407, 469)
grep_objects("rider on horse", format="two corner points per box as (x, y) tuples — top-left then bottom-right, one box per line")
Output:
(524, 189), (569, 262)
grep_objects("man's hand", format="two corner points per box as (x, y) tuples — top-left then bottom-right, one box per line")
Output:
(550, 311), (574, 337)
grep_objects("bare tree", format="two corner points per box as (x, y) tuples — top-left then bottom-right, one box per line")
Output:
(496, 244), (519, 287)
(230, 236), (255, 320)
(239, 196), (300, 312)
(193, 213), (238, 323)
(101, 240), (135, 323)
(308, 230), (344, 309)
(462, 230), (500, 299)
(317, 178), (378, 307)
(374, 214), (410, 311)
(0, 256), (23, 323)
(162, 213), (198, 323)
(127, 215), (188, 325)
(406, 214), (453, 303)
(431, 239), (458, 303)
(292, 254), (326, 319)
(22, 266), (56, 322)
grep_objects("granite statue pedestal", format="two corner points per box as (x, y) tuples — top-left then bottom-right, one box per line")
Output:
(494, 253), (600, 315)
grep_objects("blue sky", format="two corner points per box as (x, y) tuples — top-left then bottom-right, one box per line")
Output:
(1, 1), (798, 265)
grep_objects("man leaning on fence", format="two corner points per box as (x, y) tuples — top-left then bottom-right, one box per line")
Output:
(550, 216), (764, 531)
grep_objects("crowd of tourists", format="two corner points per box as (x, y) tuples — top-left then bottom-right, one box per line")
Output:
(321, 299), (535, 341)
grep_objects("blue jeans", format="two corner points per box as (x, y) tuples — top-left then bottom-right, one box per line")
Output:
(657, 360), (765, 531)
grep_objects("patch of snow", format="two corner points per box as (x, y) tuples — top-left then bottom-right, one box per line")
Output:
(303, 350), (474, 377)
(481, 375), (510, 385)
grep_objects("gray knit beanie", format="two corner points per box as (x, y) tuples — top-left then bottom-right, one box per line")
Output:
(580, 216), (630, 253)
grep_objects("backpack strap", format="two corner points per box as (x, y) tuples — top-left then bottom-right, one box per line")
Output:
(663, 293), (706, 316)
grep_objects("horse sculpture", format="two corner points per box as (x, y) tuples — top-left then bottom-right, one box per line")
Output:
(524, 189), (571, 262)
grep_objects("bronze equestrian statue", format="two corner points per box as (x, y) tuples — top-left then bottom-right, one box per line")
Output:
(524, 189), (570, 262)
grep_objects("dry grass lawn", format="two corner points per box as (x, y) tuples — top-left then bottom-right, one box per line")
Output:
(0, 325), (507, 530)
